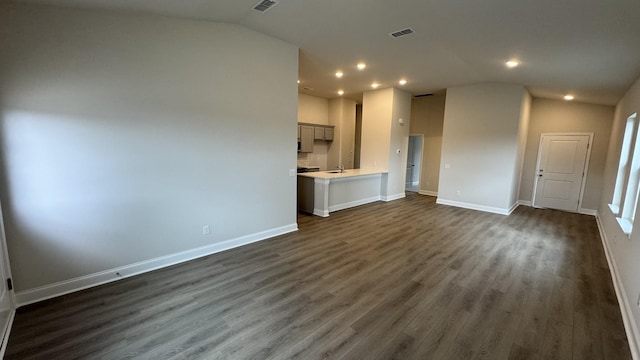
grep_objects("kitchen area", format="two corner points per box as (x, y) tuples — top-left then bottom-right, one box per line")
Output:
(296, 93), (394, 217)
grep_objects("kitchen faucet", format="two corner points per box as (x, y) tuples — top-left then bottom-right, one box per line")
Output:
(338, 164), (345, 173)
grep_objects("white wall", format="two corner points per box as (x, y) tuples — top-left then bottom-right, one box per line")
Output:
(409, 95), (445, 195)
(438, 83), (528, 214)
(0, 4), (299, 295)
(598, 74), (640, 356)
(519, 98), (614, 210)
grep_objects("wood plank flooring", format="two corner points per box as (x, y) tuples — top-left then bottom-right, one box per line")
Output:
(5, 193), (632, 359)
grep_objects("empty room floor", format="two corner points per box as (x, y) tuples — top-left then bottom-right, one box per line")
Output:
(5, 193), (632, 359)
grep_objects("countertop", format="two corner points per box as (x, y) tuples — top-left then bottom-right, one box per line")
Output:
(297, 168), (388, 179)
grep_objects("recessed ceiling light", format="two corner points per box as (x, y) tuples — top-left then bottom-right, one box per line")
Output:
(357, 63), (367, 70)
(506, 60), (519, 68)
(371, 83), (380, 89)
(399, 79), (407, 85)
(335, 71), (343, 78)
(564, 94), (574, 101)
(338, 90), (344, 96)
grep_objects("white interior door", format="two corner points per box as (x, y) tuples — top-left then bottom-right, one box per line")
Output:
(0, 202), (15, 357)
(533, 134), (591, 212)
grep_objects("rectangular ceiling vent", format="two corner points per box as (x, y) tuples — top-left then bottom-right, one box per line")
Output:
(389, 28), (414, 38)
(253, 0), (279, 13)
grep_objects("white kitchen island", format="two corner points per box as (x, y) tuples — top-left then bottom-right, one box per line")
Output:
(297, 169), (388, 217)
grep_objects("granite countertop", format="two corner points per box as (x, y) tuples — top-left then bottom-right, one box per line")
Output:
(297, 168), (388, 179)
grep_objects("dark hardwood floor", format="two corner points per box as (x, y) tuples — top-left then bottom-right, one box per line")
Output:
(5, 193), (632, 359)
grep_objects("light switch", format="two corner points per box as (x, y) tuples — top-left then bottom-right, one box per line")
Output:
(289, 169), (296, 176)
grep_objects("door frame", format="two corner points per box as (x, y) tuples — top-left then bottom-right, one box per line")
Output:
(0, 201), (16, 358)
(531, 132), (593, 211)
(406, 134), (425, 191)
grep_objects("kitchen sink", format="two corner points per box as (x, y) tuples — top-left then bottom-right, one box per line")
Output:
(326, 170), (343, 173)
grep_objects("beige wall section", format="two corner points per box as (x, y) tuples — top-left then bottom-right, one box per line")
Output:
(387, 89), (412, 198)
(361, 88), (393, 170)
(439, 83), (527, 212)
(327, 98), (356, 170)
(519, 98), (614, 210)
(298, 93), (328, 125)
(297, 93), (330, 170)
(511, 92), (531, 206)
(598, 74), (640, 355)
(409, 95), (445, 195)
(0, 4), (299, 292)
(360, 88), (411, 199)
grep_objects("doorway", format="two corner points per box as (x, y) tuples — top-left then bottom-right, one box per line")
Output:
(0, 202), (14, 357)
(532, 133), (592, 212)
(406, 135), (423, 192)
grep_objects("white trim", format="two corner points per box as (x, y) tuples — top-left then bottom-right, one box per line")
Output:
(419, 190), (438, 197)
(381, 193), (406, 202)
(15, 223), (298, 306)
(436, 198), (515, 215)
(578, 208), (598, 216)
(0, 310), (15, 359)
(518, 200), (532, 207)
(595, 213), (640, 360)
(329, 196), (381, 213)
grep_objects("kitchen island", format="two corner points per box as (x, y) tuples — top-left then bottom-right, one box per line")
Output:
(297, 169), (388, 217)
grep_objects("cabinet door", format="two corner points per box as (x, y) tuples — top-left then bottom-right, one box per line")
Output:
(324, 128), (334, 141)
(314, 127), (325, 140)
(300, 125), (314, 153)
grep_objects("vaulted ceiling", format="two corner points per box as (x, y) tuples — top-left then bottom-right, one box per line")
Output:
(16, 0), (640, 105)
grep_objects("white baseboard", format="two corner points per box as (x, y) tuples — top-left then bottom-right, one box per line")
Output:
(381, 193), (406, 202)
(329, 196), (381, 213)
(418, 190), (438, 197)
(595, 213), (640, 360)
(436, 198), (513, 216)
(579, 208), (598, 216)
(0, 309), (15, 359)
(313, 209), (330, 217)
(15, 223), (298, 307)
(518, 200), (532, 207)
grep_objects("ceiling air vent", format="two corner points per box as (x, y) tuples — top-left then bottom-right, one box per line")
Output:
(389, 28), (414, 38)
(253, 0), (279, 13)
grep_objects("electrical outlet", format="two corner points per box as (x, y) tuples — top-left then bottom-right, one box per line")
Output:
(456, 190), (461, 196)
(202, 225), (210, 235)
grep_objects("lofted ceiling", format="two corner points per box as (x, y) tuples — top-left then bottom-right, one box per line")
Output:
(14, 0), (640, 105)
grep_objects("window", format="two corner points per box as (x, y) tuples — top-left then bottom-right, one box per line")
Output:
(610, 113), (639, 235)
